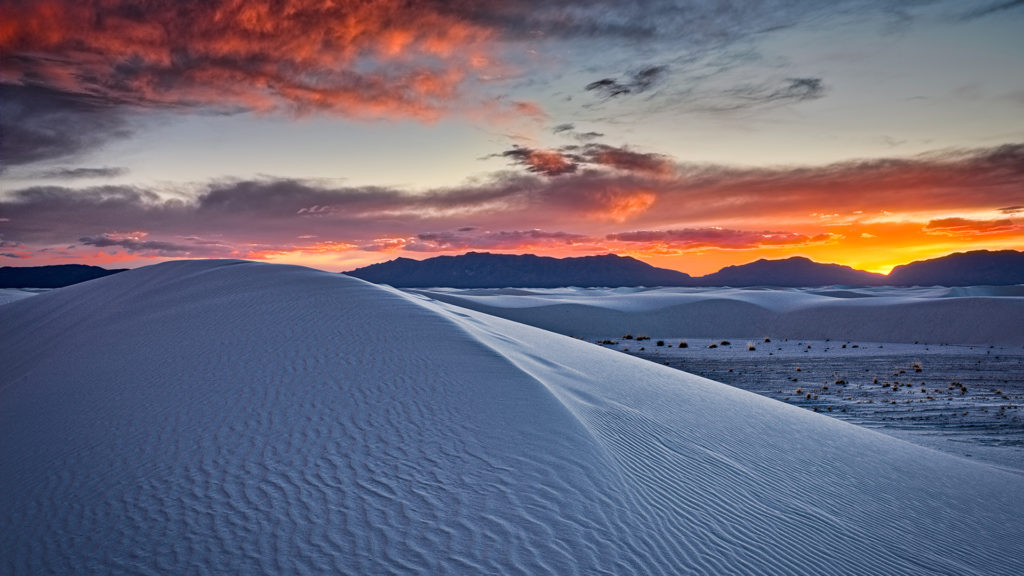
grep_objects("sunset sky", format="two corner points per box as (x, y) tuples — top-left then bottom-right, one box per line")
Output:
(1, 0), (1022, 275)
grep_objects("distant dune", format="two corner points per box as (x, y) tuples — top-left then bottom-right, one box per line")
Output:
(414, 285), (1024, 345)
(2, 260), (1022, 574)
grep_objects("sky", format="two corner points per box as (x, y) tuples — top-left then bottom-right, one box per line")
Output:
(1, 0), (1022, 275)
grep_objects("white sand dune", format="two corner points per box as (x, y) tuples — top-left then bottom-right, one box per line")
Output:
(2, 260), (1022, 574)
(413, 286), (1024, 345)
(0, 288), (41, 306)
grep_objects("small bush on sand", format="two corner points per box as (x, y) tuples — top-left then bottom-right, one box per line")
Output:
(747, 342), (756, 351)
(721, 340), (731, 346)
(623, 334), (634, 340)
(637, 335), (651, 341)
(708, 343), (718, 349)
(656, 340), (665, 347)
(679, 341), (688, 348)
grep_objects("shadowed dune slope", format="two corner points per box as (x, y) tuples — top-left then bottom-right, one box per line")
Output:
(2, 260), (1022, 574)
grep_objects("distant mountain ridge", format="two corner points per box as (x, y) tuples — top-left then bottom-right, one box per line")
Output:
(888, 250), (1024, 286)
(346, 250), (1024, 288)
(4, 249), (1022, 289)
(693, 257), (887, 287)
(345, 252), (692, 288)
(0, 264), (126, 288)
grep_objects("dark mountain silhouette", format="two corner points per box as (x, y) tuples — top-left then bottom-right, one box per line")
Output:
(0, 264), (127, 288)
(888, 250), (1024, 286)
(691, 257), (887, 287)
(345, 252), (692, 288)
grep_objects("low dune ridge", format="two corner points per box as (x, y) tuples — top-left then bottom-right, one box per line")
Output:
(2, 260), (1022, 574)
(413, 286), (1024, 345)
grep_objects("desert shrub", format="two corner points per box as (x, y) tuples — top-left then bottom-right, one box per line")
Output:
(708, 343), (718, 348)
(678, 341), (688, 348)
(795, 387), (804, 394)
(637, 335), (650, 341)
(721, 340), (731, 346)
(656, 340), (665, 347)
(764, 337), (771, 343)
(747, 342), (756, 351)
(623, 334), (634, 340)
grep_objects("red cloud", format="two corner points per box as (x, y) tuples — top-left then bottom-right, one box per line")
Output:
(924, 218), (1020, 235)
(580, 144), (675, 177)
(0, 0), (501, 119)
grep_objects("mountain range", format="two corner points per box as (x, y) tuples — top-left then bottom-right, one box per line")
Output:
(3, 250), (1022, 288)
(345, 250), (1024, 288)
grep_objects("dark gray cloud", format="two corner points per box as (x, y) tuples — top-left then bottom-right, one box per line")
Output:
(552, 123), (605, 141)
(493, 146), (580, 176)
(586, 66), (668, 99)
(607, 228), (826, 249)
(725, 77), (827, 107)
(34, 167), (129, 179)
(959, 0), (1024, 20)
(405, 229), (591, 252)
(78, 233), (198, 254)
(0, 84), (133, 170)
(494, 142), (674, 177)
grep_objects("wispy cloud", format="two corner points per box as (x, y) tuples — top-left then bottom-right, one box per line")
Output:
(959, 0), (1024, 21)
(607, 228), (829, 250)
(923, 217), (1020, 235)
(34, 167), (129, 180)
(78, 232), (202, 255)
(493, 142), (674, 177)
(585, 66), (668, 99)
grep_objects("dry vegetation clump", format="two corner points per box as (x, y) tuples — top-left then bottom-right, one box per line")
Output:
(678, 340), (688, 348)
(656, 340), (665, 347)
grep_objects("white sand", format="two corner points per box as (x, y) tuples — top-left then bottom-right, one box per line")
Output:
(0, 288), (43, 305)
(413, 285), (1024, 345)
(2, 260), (1022, 574)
